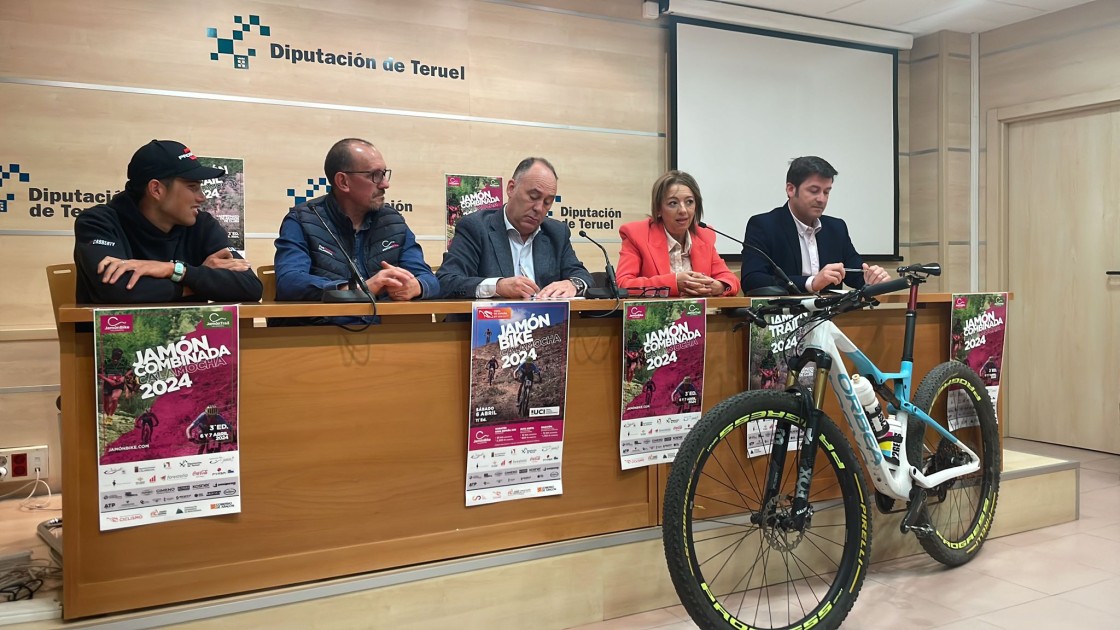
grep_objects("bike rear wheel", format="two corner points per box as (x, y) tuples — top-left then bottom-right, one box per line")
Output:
(663, 390), (870, 630)
(909, 361), (1001, 567)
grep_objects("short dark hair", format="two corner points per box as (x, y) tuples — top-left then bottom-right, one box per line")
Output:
(324, 138), (375, 188)
(125, 176), (177, 202)
(511, 157), (557, 182)
(650, 170), (703, 231)
(786, 156), (838, 189)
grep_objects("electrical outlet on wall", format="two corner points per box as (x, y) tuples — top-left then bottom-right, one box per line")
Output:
(0, 445), (49, 482)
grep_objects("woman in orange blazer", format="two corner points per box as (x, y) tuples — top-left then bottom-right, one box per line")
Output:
(616, 171), (740, 297)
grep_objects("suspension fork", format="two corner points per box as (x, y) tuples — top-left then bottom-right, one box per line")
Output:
(759, 349), (832, 531)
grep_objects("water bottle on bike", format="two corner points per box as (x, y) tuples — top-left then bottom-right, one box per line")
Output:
(851, 374), (903, 468)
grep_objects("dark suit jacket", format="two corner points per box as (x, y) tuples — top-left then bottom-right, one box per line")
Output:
(437, 208), (592, 298)
(616, 219), (740, 296)
(741, 204), (865, 293)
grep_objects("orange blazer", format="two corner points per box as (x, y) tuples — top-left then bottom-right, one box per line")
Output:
(616, 219), (740, 297)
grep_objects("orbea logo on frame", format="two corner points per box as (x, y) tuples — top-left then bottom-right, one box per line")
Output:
(627, 305), (646, 320)
(476, 308), (512, 320)
(100, 315), (133, 334)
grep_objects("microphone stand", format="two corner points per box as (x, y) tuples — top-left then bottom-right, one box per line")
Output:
(698, 221), (800, 295)
(579, 230), (626, 299)
(308, 205), (379, 318)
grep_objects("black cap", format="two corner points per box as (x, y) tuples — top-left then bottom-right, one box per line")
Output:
(127, 140), (226, 185)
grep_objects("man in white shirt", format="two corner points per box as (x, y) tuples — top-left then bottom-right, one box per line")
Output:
(740, 156), (890, 294)
(437, 157), (592, 299)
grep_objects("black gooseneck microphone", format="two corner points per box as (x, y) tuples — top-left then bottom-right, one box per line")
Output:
(578, 230), (626, 299)
(697, 221), (800, 295)
(307, 204), (379, 308)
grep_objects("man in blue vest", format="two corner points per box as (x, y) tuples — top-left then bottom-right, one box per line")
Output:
(274, 139), (439, 323)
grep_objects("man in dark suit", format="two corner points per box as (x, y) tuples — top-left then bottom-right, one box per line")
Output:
(438, 157), (592, 299)
(741, 156), (890, 294)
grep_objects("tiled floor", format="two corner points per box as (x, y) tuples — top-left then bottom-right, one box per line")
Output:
(568, 438), (1120, 630)
(1, 439), (1117, 629)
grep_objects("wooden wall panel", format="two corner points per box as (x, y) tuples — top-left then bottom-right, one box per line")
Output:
(0, 0), (667, 330)
(980, 0), (1120, 290)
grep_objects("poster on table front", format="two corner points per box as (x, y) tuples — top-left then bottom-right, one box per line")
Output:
(745, 297), (806, 457)
(466, 301), (570, 506)
(445, 174), (503, 249)
(619, 299), (706, 469)
(197, 156), (246, 256)
(949, 293), (1007, 430)
(93, 305), (241, 531)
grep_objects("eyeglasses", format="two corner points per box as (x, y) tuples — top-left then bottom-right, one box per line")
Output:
(343, 169), (392, 184)
(627, 287), (671, 298)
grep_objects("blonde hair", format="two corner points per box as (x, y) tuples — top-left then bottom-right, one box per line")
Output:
(650, 170), (703, 231)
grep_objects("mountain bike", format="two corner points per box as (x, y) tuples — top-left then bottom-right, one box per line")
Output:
(662, 263), (1000, 630)
(517, 374), (537, 417)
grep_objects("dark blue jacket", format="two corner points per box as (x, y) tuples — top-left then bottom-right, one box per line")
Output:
(436, 208), (591, 299)
(274, 194), (439, 302)
(741, 204), (865, 293)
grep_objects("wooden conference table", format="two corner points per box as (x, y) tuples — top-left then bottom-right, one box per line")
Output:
(55, 294), (953, 618)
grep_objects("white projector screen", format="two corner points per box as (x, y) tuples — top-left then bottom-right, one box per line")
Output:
(673, 20), (898, 257)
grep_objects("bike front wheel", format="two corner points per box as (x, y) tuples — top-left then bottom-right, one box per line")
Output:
(909, 361), (1001, 567)
(663, 390), (871, 630)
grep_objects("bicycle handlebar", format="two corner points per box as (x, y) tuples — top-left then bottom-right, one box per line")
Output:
(736, 262), (940, 328)
(860, 276), (912, 298)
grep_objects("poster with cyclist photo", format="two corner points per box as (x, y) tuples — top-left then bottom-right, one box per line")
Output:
(92, 305), (241, 531)
(466, 301), (570, 506)
(197, 156), (245, 256)
(745, 298), (806, 457)
(445, 174), (503, 250)
(949, 293), (1007, 430)
(619, 299), (706, 470)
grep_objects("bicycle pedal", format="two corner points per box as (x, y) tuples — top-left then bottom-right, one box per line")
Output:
(900, 487), (930, 535)
(906, 523), (935, 538)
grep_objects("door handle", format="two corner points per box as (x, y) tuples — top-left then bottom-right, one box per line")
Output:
(1109, 271), (1120, 275)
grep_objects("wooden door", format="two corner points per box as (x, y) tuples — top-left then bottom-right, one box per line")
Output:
(1006, 106), (1120, 453)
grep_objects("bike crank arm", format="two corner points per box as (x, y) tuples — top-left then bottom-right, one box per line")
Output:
(900, 486), (935, 538)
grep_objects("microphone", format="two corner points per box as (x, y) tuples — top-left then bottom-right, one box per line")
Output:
(698, 221), (800, 295)
(579, 230), (626, 299)
(307, 204), (378, 306)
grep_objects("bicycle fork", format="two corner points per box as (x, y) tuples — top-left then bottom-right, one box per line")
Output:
(753, 349), (832, 534)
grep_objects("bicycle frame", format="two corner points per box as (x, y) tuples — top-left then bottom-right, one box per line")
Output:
(778, 290), (982, 501)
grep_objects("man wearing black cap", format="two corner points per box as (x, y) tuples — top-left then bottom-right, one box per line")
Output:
(73, 140), (263, 303)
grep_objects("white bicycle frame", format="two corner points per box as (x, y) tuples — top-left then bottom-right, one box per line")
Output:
(791, 299), (982, 501)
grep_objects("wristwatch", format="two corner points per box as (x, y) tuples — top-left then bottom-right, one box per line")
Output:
(170, 260), (186, 283)
(568, 276), (588, 296)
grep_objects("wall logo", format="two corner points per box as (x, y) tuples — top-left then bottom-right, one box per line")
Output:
(286, 177), (331, 206)
(1, 160), (120, 220)
(0, 163), (30, 214)
(206, 15), (271, 70)
(204, 13), (466, 80)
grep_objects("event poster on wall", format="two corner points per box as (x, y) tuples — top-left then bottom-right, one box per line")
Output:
(745, 298), (805, 457)
(619, 299), (706, 469)
(445, 174), (503, 249)
(466, 301), (570, 506)
(197, 156), (246, 256)
(950, 293), (1007, 430)
(93, 306), (241, 531)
